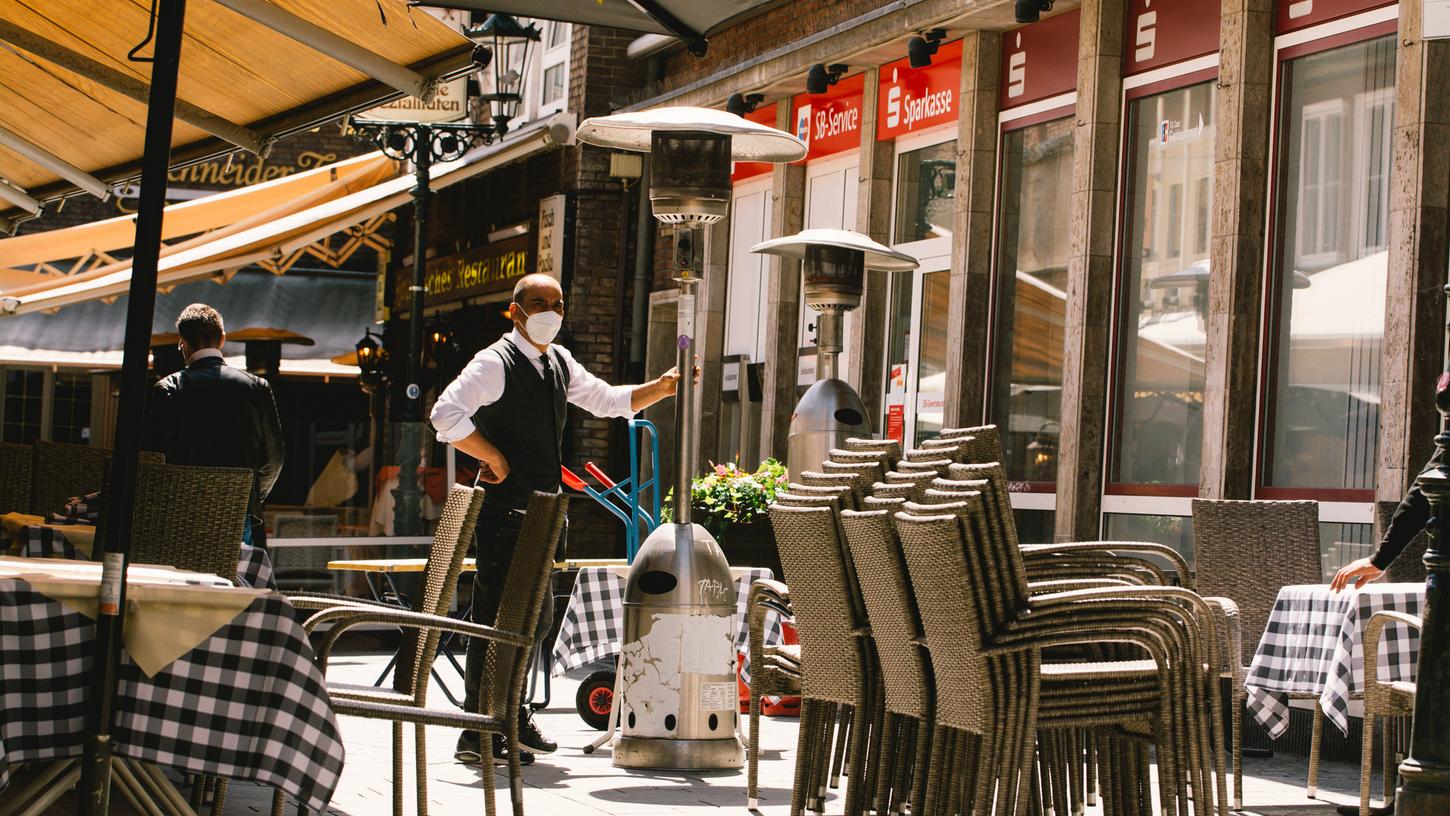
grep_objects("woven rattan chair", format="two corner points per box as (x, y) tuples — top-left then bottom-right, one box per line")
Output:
(301, 488), (565, 816)
(1359, 611), (1420, 815)
(127, 461), (253, 581)
(893, 458), (951, 475)
(842, 438), (901, 464)
(768, 500), (879, 816)
(839, 508), (935, 816)
(938, 425), (1005, 462)
(821, 460), (884, 488)
(1192, 497), (1321, 806)
(827, 449), (892, 467)
(893, 502), (1225, 816)
(868, 480), (924, 502)
(797, 471), (868, 509)
(271, 514), (340, 593)
(0, 442), (31, 514)
(746, 576), (799, 810)
(29, 442), (163, 517)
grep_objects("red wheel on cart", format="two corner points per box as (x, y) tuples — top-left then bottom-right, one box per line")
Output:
(576, 670), (615, 731)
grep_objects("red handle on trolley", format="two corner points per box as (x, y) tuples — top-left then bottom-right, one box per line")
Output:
(584, 462), (617, 489)
(560, 465), (588, 492)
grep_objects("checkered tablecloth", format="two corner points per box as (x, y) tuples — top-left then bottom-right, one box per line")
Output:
(0, 577), (343, 812)
(1245, 583), (1423, 737)
(15, 523), (275, 590)
(551, 566), (784, 677)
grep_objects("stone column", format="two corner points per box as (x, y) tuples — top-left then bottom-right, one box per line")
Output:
(849, 67), (896, 431)
(759, 104), (807, 461)
(1378, 0), (1450, 504)
(943, 31), (1002, 429)
(1199, 0), (1274, 500)
(1054, 0), (1127, 542)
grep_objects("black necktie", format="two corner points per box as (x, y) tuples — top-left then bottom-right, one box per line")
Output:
(539, 353), (553, 390)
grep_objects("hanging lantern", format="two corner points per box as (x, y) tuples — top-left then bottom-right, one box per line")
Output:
(470, 14), (541, 136)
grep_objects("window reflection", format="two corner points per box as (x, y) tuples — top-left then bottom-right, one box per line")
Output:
(1112, 81), (1216, 486)
(1264, 36), (1395, 490)
(914, 271), (949, 444)
(990, 117), (1074, 483)
(894, 141), (957, 244)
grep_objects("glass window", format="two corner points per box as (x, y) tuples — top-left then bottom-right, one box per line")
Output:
(1103, 512), (1195, 568)
(914, 271), (949, 444)
(1111, 81), (1216, 486)
(894, 140), (957, 244)
(542, 64), (565, 104)
(1263, 36), (1395, 491)
(3, 370), (43, 444)
(1321, 522), (1374, 583)
(51, 373), (92, 444)
(990, 117), (1074, 483)
(1014, 509), (1055, 546)
(882, 271), (914, 442)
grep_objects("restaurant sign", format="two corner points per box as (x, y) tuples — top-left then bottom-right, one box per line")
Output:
(397, 234), (534, 310)
(362, 77), (469, 124)
(791, 72), (865, 161)
(877, 39), (963, 141)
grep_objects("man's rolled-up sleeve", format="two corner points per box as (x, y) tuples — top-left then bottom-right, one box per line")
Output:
(562, 350), (637, 418)
(431, 349), (505, 443)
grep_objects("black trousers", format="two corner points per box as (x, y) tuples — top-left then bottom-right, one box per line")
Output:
(462, 505), (563, 715)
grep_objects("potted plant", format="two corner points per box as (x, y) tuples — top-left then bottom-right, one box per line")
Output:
(663, 459), (788, 578)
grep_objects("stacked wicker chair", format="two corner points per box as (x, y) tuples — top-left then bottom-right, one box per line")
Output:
(127, 461), (255, 581)
(28, 441), (163, 517)
(1192, 498), (1321, 808)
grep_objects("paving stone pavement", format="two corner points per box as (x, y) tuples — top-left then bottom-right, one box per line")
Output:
(22, 649), (1382, 815)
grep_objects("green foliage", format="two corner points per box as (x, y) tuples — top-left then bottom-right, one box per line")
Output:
(662, 459), (788, 537)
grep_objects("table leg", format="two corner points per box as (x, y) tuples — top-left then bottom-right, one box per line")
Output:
(369, 572), (409, 688)
(133, 760), (202, 816)
(0, 760), (77, 816)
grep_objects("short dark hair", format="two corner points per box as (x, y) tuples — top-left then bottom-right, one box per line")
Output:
(176, 303), (224, 348)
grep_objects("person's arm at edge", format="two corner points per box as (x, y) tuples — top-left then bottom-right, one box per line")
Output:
(256, 379), (285, 502)
(1331, 446), (1442, 590)
(430, 348), (510, 482)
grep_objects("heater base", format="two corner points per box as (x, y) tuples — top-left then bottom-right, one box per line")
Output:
(612, 735), (744, 770)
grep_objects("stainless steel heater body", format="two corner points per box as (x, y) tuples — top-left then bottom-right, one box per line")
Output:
(575, 109), (804, 770)
(787, 245), (871, 473)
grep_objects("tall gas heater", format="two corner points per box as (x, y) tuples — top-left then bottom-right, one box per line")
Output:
(752, 228), (918, 472)
(576, 108), (805, 770)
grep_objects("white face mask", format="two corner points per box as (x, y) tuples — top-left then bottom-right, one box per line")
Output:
(518, 304), (563, 345)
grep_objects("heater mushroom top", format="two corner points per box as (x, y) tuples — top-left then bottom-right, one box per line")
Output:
(751, 228), (920, 272)
(576, 106), (806, 163)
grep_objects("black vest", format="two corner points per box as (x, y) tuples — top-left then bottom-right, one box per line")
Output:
(471, 337), (571, 509)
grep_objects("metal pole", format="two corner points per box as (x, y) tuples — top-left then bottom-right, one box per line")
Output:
(79, 0), (186, 812)
(673, 275), (696, 524)
(391, 126), (430, 536)
(1397, 284), (1450, 814)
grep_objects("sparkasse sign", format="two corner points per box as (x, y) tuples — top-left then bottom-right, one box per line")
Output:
(876, 39), (962, 141)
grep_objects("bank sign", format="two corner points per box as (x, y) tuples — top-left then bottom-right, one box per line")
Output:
(877, 39), (962, 141)
(1124, 0), (1221, 76)
(1000, 9), (1080, 109)
(791, 72), (864, 161)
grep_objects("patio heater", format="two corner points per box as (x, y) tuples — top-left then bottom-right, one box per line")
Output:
(752, 228), (917, 473)
(576, 107), (804, 770)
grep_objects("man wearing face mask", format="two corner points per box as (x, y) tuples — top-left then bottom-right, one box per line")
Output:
(430, 273), (686, 766)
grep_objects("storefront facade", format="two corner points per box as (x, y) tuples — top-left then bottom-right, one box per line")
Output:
(632, 0), (1449, 574)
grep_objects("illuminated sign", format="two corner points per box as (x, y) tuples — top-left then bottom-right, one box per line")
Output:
(877, 39), (962, 141)
(1000, 9), (1081, 109)
(790, 72), (865, 161)
(397, 234), (534, 310)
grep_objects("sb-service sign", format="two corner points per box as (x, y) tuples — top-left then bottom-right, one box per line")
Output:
(791, 72), (865, 162)
(877, 39), (962, 141)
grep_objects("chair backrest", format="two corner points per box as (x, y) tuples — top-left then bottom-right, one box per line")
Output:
(895, 458), (952, 474)
(480, 491), (569, 719)
(0, 442), (31, 514)
(940, 463), (1034, 613)
(947, 463), (1021, 550)
(939, 425), (1005, 463)
(129, 461), (254, 581)
(30, 442), (163, 516)
(863, 495), (906, 511)
(398, 485), (486, 698)
(840, 508), (933, 719)
(1191, 498), (1322, 666)
(821, 460), (884, 488)
(797, 471), (865, 508)
(1376, 499), (1427, 584)
(892, 509), (992, 734)
(768, 502), (870, 704)
(843, 437), (901, 464)
(827, 449), (890, 467)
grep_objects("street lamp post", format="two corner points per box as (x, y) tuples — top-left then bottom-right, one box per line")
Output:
(1395, 285), (1450, 815)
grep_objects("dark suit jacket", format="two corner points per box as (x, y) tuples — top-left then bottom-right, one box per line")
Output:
(143, 355), (286, 517)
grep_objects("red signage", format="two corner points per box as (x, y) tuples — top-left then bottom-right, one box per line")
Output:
(876, 39), (963, 141)
(790, 72), (865, 161)
(731, 102), (779, 183)
(885, 405), (905, 444)
(1001, 9), (1081, 109)
(1276, 0), (1395, 32)
(1124, 0), (1221, 76)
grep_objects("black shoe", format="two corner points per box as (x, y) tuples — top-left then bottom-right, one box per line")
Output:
(516, 709), (557, 755)
(454, 730), (484, 764)
(491, 734), (535, 766)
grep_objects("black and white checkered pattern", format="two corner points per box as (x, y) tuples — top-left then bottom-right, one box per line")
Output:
(14, 523), (274, 590)
(0, 578), (343, 812)
(551, 566), (784, 677)
(1245, 583), (1422, 737)
(51, 491), (102, 524)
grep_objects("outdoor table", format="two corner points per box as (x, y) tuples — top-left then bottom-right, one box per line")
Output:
(1245, 583), (1423, 738)
(0, 557), (344, 813)
(551, 565), (785, 677)
(7, 516), (276, 590)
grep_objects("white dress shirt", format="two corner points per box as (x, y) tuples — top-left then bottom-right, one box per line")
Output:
(431, 328), (636, 444)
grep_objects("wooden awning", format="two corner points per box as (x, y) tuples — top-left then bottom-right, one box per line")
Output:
(0, 1), (479, 223)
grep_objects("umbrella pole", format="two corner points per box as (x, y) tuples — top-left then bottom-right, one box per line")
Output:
(78, 0), (188, 812)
